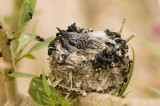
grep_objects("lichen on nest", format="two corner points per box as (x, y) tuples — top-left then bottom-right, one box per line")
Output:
(48, 23), (132, 99)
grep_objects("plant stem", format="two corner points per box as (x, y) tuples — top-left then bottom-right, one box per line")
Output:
(77, 93), (160, 106)
(0, 16), (21, 105)
(119, 18), (126, 35)
(126, 34), (135, 43)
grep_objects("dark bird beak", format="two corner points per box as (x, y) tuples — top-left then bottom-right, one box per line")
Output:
(56, 27), (68, 38)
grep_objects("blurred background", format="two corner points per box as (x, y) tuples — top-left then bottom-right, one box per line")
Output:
(0, 0), (160, 105)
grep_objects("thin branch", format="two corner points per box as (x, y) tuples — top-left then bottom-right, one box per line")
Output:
(119, 18), (126, 35)
(0, 16), (23, 106)
(77, 93), (160, 106)
(126, 34), (135, 43)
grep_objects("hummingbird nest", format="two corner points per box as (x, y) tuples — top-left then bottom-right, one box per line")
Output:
(48, 23), (132, 99)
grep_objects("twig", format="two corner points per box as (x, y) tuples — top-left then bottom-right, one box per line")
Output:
(119, 18), (126, 35)
(0, 16), (23, 106)
(77, 93), (160, 106)
(126, 34), (135, 43)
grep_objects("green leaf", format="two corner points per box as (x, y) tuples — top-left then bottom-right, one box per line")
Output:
(15, 34), (50, 64)
(7, 72), (39, 78)
(19, 0), (37, 30)
(42, 67), (50, 97)
(28, 77), (70, 106)
(28, 37), (54, 53)
(36, 92), (43, 106)
(118, 46), (135, 96)
(32, 19), (38, 33)
(16, 33), (37, 53)
(16, 53), (36, 64)
(134, 79), (160, 96)
(124, 91), (132, 97)
(113, 87), (120, 96)
(22, 53), (36, 60)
